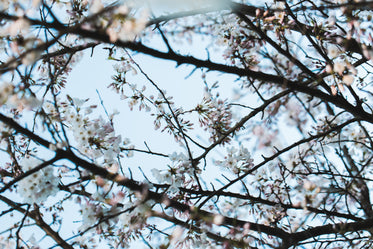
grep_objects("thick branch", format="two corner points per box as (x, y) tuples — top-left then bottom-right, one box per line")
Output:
(287, 218), (373, 245)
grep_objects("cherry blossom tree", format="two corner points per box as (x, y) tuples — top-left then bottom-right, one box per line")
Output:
(0, 0), (373, 248)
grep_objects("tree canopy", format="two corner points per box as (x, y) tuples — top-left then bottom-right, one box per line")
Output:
(0, 0), (373, 248)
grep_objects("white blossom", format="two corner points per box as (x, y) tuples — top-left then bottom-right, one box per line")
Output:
(333, 62), (345, 75)
(18, 157), (59, 204)
(215, 145), (254, 174)
(342, 74), (354, 85)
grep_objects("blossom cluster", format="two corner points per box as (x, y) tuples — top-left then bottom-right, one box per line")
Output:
(325, 59), (357, 94)
(49, 98), (133, 166)
(83, 0), (148, 42)
(37, 42), (83, 91)
(78, 193), (153, 243)
(0, 83), (40, 111)
(213, 14), (260, 68)
(106, 8), (148, 42)
(18, 157), (59, 204)
(78, 200), (122, 232)
(197, 89), (233, 143)
(118, 200), (153, 230)
(215, 145), (254, 174)
(151, 152), (194, 193)
(0, 236), (15, 249)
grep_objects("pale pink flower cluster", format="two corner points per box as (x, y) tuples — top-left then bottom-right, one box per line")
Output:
(215, 145), (254, 174)
(189, 232), (215, 249)
(79, 201), (103, 231)
(170, 227), (185, 245)
(113, 59), (138, 76)
(213, 15), (260, 67)
(252, 125), (282, 151)
(78, 192), (128, 232)
(6, 18), (30, 37)
(0, 83), (14, 105)
(120, 84), (151, 112)
(111, 58), (152, 113)
(37, 42), (82, 88)
(151, 152), (193, 193)
(0, 0), (9, 10)
(0, 83), (40, 110)
(283, 99), (306, 127)
(64, 106), (122, 164)
(1, 17), (44, 65)
(118, 200), (153, 230)
(325, 60), (357, 94)
(42, 97), (133, 164)
(198, 89), (233, 143)
(18, 157), (59, 203)
(327, 44), (341, 58)
(107, 12), (148, 42)
(0, 236), (14, 248)
(88, 2), (149, 42)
